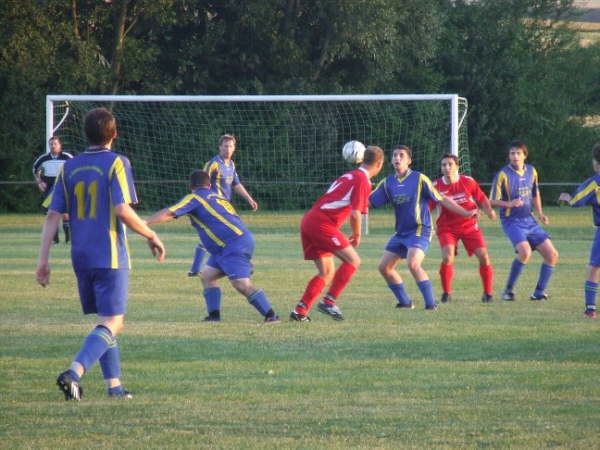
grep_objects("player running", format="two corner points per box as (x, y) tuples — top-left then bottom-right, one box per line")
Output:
(290, 146), (385, 322)
(370, 145), (478, 310)
(558, 142), (600, 318)
(147, 170), (279, 323)
(431, 154), (496, 303)
(490, 140), (559, 302)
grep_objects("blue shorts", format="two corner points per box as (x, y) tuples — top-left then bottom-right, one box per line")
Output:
(501, 216), (549, 250)
(206, 234), (255, 280)
(75, 268), (129, 316)
(385, 233), (431, 259)
(590, 228), (600, 267)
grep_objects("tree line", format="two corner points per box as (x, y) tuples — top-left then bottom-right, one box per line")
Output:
(1, 0), (599, 212)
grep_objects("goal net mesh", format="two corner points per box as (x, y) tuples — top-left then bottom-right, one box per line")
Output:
(50, 97), (470, 212)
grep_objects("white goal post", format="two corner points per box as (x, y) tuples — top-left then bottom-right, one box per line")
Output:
(46, 94), (469, 214)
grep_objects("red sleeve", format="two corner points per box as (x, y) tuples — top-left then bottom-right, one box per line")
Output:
(350, 172), (370, 214)
(428, 179), (440, 211)
(467, 177), (487, 203)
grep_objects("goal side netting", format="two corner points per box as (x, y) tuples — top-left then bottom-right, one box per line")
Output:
(46, 94), (470, 212)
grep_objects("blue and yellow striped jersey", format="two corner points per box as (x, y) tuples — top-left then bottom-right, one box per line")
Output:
(568, 173), (600, 226)
(203, 156), (240, 201)
(490, 164), (539, 220)
(48, 148), (138, 270)
(370, 169), (443, 237)
(168, 188), (250, 254)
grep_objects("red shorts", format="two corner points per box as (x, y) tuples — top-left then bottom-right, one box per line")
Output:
(436, 226), (486, 256)
(300, 210), (350, 260)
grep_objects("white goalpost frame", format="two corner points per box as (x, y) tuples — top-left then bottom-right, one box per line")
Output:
(46, 94), (466, 234)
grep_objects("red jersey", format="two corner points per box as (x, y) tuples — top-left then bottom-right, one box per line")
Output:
(432, 175), (487, 231)
(309, 167), (371, 228)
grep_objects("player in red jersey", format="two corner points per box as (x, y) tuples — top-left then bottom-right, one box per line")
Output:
(290, 146), (385, 322)
(431, 154), (496, 303)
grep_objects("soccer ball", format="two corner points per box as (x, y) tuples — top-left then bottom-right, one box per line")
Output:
(342, 140), (366, 164)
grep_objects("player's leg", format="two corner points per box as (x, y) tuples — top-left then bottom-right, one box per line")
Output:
(292, 256), (335, 321)
(502, 241), (531, 300)
(407, 247), (437, 310)
(473, 246), (494, 302)
(439, 245), (455, 303)
(62, 213), (70, 244)
(530, 238), (559, 300)
(200, 263), (226, 321)
(584, 231), (600, 317)
(229, 277), (279, 322)
(189, 241), (206, 276)
(378, 249), (413, 308)
(317, 245), (361, 320)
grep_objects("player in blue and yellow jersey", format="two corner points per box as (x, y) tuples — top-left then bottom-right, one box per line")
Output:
(147, 170), (279, 323)
(370, 145), (477, 310)
(36, 108), (165, 401)
(559, 143), (600, 318)
(188, 134), (258, 276)
(490, 140), (559, 302)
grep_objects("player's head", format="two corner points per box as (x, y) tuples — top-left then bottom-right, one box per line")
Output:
(507, 140), (528, 167)
(48, 136), (62, 154)
(189, 170), (211, 191)
(362, 145), (385, 176)
(440, 153), (459, 177)
(218, 134), (236, 159)
(593, 143), (600, 170)
(84, 108), (117, 146)
(391, 145), (412, 172)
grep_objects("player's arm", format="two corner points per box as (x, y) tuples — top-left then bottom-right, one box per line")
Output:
(36, 210), (62, 287)
(32, 158), (47, 192)
(477, 195), (496, 220)
(440, 196), (479, 218)
(115, 203), (165, 261)
(532, 192), (549, 224)
(349, 209), (362, 247)
(146, 208), (177, 225)
(233, 184), (258, 211)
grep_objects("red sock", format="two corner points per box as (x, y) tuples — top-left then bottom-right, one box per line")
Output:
(439, 263), (453, 294)
(295, 276), (326, 315)
(479, 264), (493, 295)
(327, 262), (357, 300)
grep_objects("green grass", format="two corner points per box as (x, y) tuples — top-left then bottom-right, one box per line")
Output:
(1, 208), (599, 448)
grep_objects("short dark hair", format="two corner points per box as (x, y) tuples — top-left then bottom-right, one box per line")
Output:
(84, 108), (117, 146)
(440, 153), (459, 165)
(363, 146), (384, 166)
(48, 136), (61, 145)
(392, 144), (412, 159)
(593, 143), (600, 164)
(508, 140), (528, 157)
(190, 170), (211, 189)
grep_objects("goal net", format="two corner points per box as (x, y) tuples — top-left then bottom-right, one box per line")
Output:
(46, 95), (470, 212)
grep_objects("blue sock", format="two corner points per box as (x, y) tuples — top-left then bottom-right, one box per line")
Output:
(585, 281), (598, 310)
(506, 259), (525, 292)
(203, 287), (221, 314)
(388, 282), (412, 306)
(190, 243), (206, 273)
(248, 290), (272, 316)
(417, 280), (436, 308)
(74, 326), (114, 373)
(99, 338), (121, 380)
(533, 263), (554, 296)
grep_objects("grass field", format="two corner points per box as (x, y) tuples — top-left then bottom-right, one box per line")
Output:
(1, 208), (599, 448)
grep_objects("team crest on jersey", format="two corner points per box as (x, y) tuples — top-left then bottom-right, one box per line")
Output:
(331, 237), (341, 246)
(392, 194), (411, 205)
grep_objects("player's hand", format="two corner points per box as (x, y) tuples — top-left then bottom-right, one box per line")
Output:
(37, 181), (47, 193)
(36, 263), (50, 287)
(248, 199), (258, 211)
(486, 209), (497, 220)
(147, 234), (166, 262)
(558, 193), (571, 203)
(510, 198), (524, 208)
(538, 213), (549, 225)
(464, 208), (479, 218)
(349, 234), (361, 247)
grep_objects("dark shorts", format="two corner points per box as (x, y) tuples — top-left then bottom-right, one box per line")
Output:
(206, 234), (255, 280)
(501, 215), (549, 250)
(75, 268), (129, 316)
(385, 233), (431, 259)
